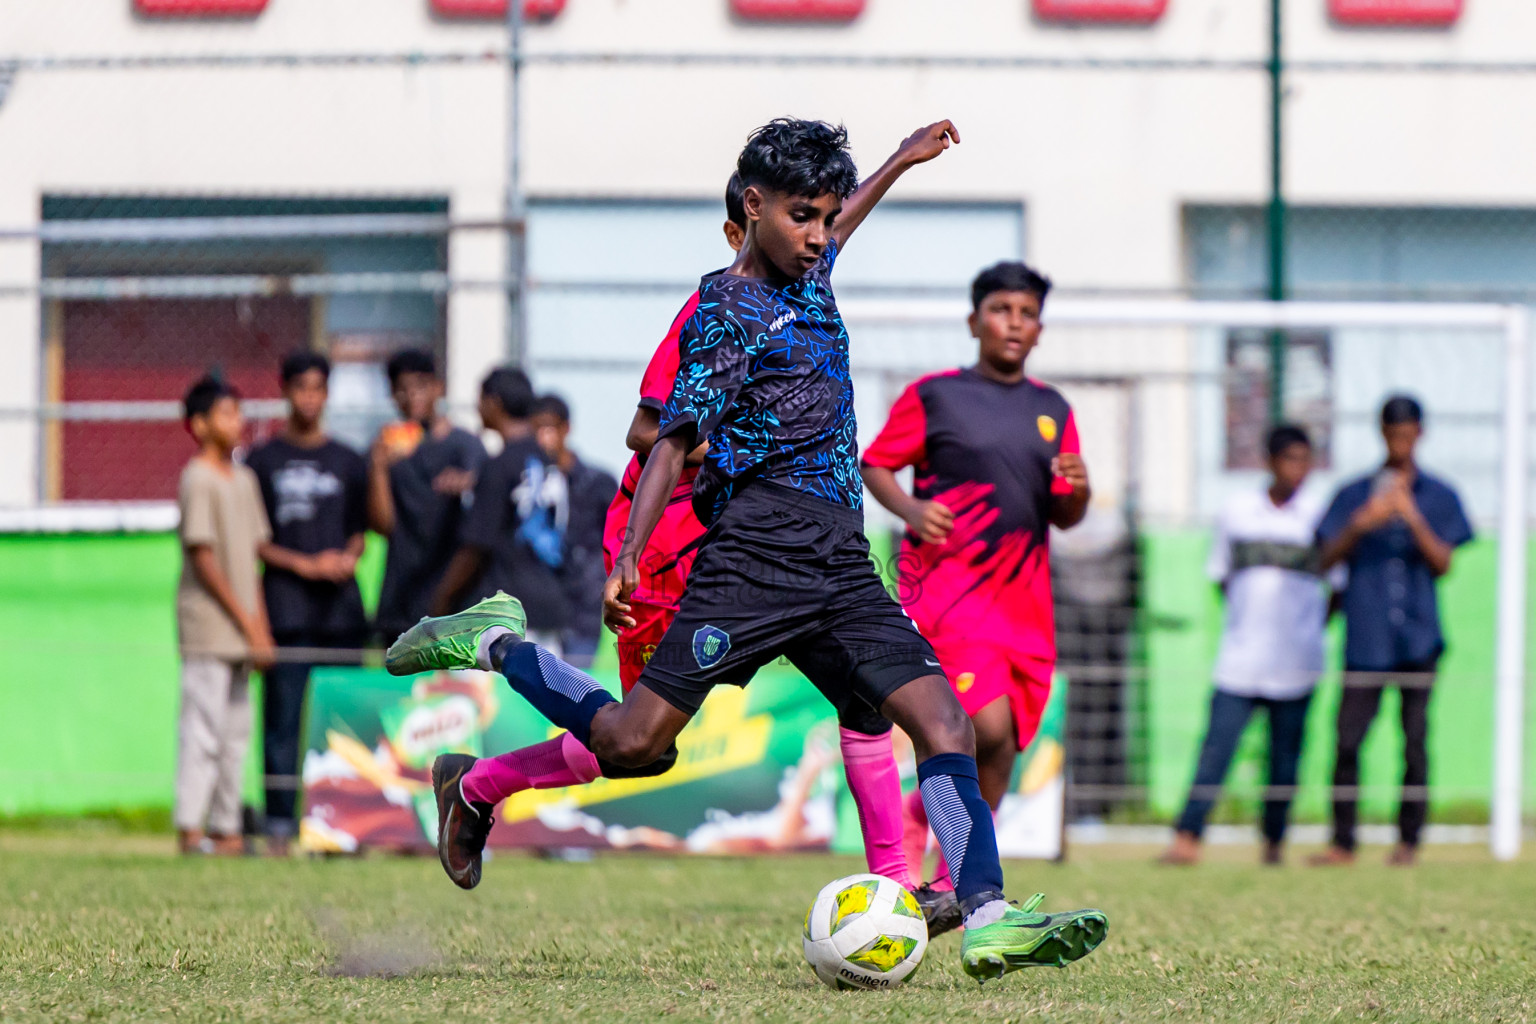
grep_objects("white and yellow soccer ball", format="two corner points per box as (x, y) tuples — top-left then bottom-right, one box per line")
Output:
(802, 873), (928, 990)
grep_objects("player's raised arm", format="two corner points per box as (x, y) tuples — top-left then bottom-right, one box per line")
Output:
(833, 120), (960, 249)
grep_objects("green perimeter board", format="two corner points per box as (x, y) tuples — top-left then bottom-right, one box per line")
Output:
(2, 528), (1533, 821)
(0, 532), (386, 817)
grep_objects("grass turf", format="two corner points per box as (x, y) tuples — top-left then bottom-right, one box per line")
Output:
(1, 834), (1533, 1023)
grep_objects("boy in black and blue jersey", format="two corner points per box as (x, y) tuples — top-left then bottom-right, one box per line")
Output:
(388, 119), (1107, 981)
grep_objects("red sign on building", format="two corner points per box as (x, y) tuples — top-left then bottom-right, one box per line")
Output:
(430, 0), (566, 19)
(1329, 0), (1462, 26)
(134, 0), (268, 15)
(1033, 0), (1167, 23)
(730, 0), (865, 21)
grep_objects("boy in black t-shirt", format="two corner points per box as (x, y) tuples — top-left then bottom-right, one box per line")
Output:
(369, 349), (487, 640)
(247, 352), (369, 854)
(532, 393), (619, 667)
(432, 369), (571, 649)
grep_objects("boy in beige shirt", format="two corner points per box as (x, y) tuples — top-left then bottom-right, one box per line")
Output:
(175, 376), (274, 855)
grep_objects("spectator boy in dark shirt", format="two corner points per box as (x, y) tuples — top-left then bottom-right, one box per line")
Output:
(370, 349), (487, 641)
(432, 368), (571, 649)
(247, 352), (369, 854)
(532, 393), (619, 668)
(1310, 395), (1473, 867)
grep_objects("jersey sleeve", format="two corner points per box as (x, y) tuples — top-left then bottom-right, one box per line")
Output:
(1050, 408), (1081, 496)
(179, 467), (218, 549)
(638, 292), (701, 411)
(1430, 484), (1475, 548)
(860, 381), (927, 470)
(657, 305), (751, 446)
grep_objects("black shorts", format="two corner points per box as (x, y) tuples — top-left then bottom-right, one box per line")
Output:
(634, 480), (941, 733)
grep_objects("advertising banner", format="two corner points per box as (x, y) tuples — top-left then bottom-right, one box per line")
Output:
(299, 660), (1065, 860)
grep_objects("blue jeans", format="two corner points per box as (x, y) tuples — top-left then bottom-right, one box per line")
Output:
(1176, 689), (1313, 845)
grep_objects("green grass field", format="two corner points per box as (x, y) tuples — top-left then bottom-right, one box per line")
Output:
(2, 833), (1533, 1023)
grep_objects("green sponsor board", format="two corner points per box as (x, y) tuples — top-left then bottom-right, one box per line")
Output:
(297, 661), (1066, 859)
(2, 528), (1530, 828)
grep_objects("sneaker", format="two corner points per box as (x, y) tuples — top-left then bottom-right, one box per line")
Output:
(960, 893), (1109, 983)
(431, 753), (495, 890)
(913, 883), (962, 938)
(385, 591), (527, 676)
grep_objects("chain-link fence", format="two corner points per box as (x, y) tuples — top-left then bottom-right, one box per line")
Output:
(5, 10), (1536, 850)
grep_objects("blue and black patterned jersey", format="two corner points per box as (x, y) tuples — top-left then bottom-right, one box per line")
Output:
(657, 238), (860, 526)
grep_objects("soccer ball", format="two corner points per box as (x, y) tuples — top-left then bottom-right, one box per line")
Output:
(802, 873), (928, 990)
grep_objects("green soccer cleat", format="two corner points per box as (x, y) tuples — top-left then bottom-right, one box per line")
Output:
(384, 591), (527, 676)
(960, 893), (1108, 983)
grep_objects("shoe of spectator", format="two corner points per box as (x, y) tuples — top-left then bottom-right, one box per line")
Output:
(1306, 846), (1355, 866)
(1261, 841), (1283, 866)
(1386, 843), (1417, 867)
(177, 829), (208, 856)
(208, 834), (246, 857)
(1157, 831), (1201, 865)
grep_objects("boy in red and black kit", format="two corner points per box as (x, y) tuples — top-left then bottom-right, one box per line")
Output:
(861, 261), (1090, 899)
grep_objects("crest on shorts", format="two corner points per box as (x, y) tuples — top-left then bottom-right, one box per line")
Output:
(1037, 415), (1058, 443)
(692, 625), (732, 670)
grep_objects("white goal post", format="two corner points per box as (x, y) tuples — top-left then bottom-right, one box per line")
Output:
(840, 297), (1530, 862)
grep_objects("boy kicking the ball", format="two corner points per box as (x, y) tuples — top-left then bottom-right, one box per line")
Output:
(860, 261), (1089, 909)
(403, 170), (937, 926)
(388, 118), (1107, 982)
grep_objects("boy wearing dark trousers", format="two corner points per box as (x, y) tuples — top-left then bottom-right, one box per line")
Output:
(1161, 425), (1334, 866)
(247, 352), (369, 855)
(1311, 396), (1472, 867)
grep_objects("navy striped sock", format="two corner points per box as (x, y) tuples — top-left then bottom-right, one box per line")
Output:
(495, 639), (616, 749)
(917, 752), (1005, 914)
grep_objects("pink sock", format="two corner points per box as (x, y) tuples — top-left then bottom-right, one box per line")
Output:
(902, 786), (931, 885)
(839, 727), (915, 890)
(461, 733), (600, 806)
(930, 851), (954, 892)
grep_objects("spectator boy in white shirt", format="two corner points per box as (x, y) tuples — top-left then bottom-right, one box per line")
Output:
(1161, 424), (1336, 866)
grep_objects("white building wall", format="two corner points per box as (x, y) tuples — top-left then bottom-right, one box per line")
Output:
(1, 0), (1533, 515)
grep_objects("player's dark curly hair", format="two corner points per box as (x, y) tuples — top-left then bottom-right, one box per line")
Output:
(724, 172), (746, 229)
(736, 118), (859, 200)
(970, 260), (1053, 311)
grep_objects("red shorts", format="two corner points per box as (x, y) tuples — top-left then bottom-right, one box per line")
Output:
(602, 488), (706, 613)
(926, 634), (1053, 751)
(614, 601), (676, 694)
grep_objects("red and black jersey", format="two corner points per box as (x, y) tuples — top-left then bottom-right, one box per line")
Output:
(861, 368), (1079, 664)
(603, 291), (708, 611)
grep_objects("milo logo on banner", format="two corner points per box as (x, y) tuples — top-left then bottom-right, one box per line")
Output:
(379, 694), (483, 770)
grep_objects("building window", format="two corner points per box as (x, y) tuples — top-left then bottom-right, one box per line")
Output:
(1224, 330), (1333, 470)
